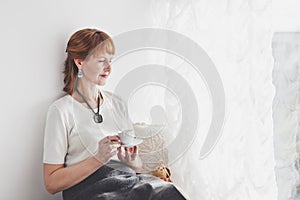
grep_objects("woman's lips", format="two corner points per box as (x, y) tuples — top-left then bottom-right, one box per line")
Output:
(100, 74), (108, 78)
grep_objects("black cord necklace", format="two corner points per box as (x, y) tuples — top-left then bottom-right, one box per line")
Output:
(75, 88), (103, 123)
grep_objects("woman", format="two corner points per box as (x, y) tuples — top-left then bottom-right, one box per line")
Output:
(43, 28), (186, 200)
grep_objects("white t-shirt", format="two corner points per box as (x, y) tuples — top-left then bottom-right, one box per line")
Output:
(43, 90), (133, 167)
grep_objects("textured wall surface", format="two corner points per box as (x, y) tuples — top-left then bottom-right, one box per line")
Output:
(272, 33), (300, 200)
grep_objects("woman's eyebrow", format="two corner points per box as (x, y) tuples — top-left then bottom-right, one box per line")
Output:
(98, 55), (114, 59)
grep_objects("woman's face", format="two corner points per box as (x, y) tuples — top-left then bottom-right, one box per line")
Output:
(81, 48), (113, 86)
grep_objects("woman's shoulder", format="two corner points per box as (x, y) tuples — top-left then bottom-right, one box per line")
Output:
(48, 94), (73, 112)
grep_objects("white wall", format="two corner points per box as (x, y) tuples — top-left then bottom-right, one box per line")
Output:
(0, 1), (151, 199)
(273, 0), (300, 32)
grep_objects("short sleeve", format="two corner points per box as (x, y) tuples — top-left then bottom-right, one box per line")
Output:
(43, 104), (68, 164)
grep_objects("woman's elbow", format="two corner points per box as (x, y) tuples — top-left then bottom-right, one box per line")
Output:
(44, 179), (60, 195)
(44, 164), (65, 195)
(46, 188), (56, 195)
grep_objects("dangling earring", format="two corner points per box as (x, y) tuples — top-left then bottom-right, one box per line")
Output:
(78, 69), (83, 78)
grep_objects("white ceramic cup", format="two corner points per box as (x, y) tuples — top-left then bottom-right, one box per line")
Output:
(117, 130), (135, 145)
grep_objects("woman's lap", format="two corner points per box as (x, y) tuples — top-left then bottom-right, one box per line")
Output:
(62, 160), (186, 200)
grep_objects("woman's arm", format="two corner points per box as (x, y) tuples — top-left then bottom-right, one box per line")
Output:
(44, 135), (120, 194)
(43, 156), (103, 194)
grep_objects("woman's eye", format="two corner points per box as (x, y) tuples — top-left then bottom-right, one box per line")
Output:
(98, 58), (113, 64)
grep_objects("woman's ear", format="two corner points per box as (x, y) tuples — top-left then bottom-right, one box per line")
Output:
(74, 58), (83, 69)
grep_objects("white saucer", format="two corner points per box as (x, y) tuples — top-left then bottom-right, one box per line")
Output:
(121, 138), (143, 147)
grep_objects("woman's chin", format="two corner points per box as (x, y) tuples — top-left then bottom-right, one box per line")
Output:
(97, 80), (106, 86)
(97, 82), (106, 86)
(97, 76), (109, 86)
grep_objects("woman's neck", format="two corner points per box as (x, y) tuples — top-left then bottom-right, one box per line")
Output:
(72, 79), (100, 107)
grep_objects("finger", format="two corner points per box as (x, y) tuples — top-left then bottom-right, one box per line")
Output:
(106, 145), (118, 157)
(131, 146), (138, 160)
(125, 148), (130, 160)
(110, 148), (118, 157)
(109, 144), (121, 152)
(118, 147), (122, 153)
(110, 140), (121, 145)
(124, 147), (131, 154)
(107, 136), (121, 146)
(107, 135), (120, 142)
(133, 146), (138, 154)
(117, 147), (125, 161)
(100, 136), (111, 144)
(130, 147), (136, 153)
(110, 143), (121, 148)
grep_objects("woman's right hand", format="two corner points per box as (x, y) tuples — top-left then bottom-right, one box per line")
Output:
(94, 135), (121, 164)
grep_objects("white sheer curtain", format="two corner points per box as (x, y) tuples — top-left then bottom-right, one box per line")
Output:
(147, 0), (277, 199)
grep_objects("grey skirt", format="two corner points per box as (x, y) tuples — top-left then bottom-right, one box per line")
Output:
(62, 160), (186, 200)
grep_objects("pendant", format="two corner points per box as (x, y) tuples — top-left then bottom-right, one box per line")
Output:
(93, 113), (103, 123)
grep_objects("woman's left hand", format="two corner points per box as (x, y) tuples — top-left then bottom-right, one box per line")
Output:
(117, 146), (142, 172)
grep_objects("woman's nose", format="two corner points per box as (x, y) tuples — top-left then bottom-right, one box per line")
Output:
(104, 59), (111, 67)
(103, 61), (111, 71)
